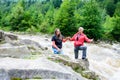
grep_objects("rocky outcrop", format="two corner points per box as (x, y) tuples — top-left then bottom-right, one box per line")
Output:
(0, 45), (30, 58)
(0, 31), (101, 80)
(0, 57), (86, 80)
(0, 31), (48, 58)
(0, 31), (18, 42)
(48, 55), (100, 80)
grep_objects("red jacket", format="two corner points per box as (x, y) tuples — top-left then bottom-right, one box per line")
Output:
(70, 32), (91, 47)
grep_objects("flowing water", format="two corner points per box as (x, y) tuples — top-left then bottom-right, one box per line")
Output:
(18, 34), (120, 80)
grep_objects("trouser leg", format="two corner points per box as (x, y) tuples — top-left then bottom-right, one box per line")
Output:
(79, 46), (87, 59)
(74, 46), (79, 59)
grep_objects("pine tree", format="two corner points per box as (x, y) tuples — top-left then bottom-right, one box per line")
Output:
(54, 0), (77, 36)
(111, 2), (120, 41)
(81, 0), (102, 40)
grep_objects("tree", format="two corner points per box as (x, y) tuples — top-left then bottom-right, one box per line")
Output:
(81, 0), (102, 40)
(9, 0), (33, 31)
(105, 0), (116, 17)
(111, 2), (120, 41)
(54, 0), (77, 36)
(0, 10), (1, 26)
(51, 0), (62, 8)
(40, 5), (54, 33)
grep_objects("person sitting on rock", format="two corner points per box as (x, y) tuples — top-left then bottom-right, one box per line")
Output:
(69, 27), (93, 60)
(51, 28), (69, 54)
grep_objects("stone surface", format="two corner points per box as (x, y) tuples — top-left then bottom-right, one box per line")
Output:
(0, 32), (103, 80)
(0, 46), (30, 58)
(19, 39), (45, 50)
(0, 69), (10, 80)
(0, 57), (86, 80)
(48, 55), (100, 80)
(0, 30), (5, 41)
(4, 32), (18, 40)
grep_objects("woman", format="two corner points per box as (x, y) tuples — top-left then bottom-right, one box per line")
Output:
(51, 28), (68, 54)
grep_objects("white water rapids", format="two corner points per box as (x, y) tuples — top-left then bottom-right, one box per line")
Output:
(18, 34), (120, 80)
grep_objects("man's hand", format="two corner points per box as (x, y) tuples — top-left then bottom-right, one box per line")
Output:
(66, 37), (71, 40)
(90, 39), (93, 42)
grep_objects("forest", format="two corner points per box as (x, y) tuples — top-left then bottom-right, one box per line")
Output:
(0, 0), (120, 41)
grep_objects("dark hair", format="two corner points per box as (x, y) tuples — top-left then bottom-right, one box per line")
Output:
(54, 28), (62, 40)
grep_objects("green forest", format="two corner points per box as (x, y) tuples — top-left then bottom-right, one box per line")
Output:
(0, 0), (120, 41)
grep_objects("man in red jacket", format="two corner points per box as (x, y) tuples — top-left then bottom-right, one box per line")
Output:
(69, 27), (93, 60)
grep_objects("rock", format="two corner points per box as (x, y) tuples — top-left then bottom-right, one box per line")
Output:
(19, 39), (47, 50)
(49, 55), (89, 70)
(117, 48), (120, 53)
(0, 31), (18, 42)
(0, 57), (85, 80)
(76, 59), (89, 70)
(82, 71), (100, 80)
(0, 46), (30, 58)
(0, 69), (10, 80)
(44, 38), (49, 42)
(48, 55), (100, 80)
(4, 32), (18, 40)
(0, 43), (13, 47)
(0, 30), (5, 42)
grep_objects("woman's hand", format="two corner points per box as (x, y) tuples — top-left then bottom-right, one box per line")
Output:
(57, 48), (61, 51)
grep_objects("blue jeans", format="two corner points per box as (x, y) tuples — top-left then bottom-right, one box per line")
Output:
(74, 46), (87, 59)
(52, 47), (63, 54)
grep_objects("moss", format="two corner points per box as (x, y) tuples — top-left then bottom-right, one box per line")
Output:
(24, 54), (41, 60)
(11, 77), (22, 80)
(47, 57), (63, 63)
(81, 72), (100, 80)
(73, 66), (82, 74)
(33, 76), (42, 79)
(48, 57), (100, 80)
(0, 40), (5, 44)
(27, 46), (36, 50)
(52, 77), (56, 79)
(31, 52), (41, 55)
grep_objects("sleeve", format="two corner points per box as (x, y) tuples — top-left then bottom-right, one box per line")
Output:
(70, 34), (76, 41)
(62, 35), (67, 42)
(51, 36), (55, 41)
(84, 35), (91, 43)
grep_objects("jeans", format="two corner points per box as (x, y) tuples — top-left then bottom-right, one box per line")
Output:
(74, 46), (87, 59)
(52, 47), (63, 54)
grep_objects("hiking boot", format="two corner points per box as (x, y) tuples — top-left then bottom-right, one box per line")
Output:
(82, 58), (88, 61)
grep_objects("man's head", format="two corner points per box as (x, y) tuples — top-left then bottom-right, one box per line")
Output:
(78, 27), (84, 34)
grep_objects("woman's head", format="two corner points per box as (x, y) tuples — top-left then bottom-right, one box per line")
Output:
(54, 28), (61, 36)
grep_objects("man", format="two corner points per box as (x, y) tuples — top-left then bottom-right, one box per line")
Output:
(69, 27), (93, 60)
(51, 28), (69, 54)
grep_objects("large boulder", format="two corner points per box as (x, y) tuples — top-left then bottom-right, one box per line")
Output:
(0, 57), (86, 80)
(0, 31), (18, 43)
(48, 55), (100, 80)
(19, 39), (45, 50)
(0, 46), (30, 58)
(4, 32), (18, 40)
